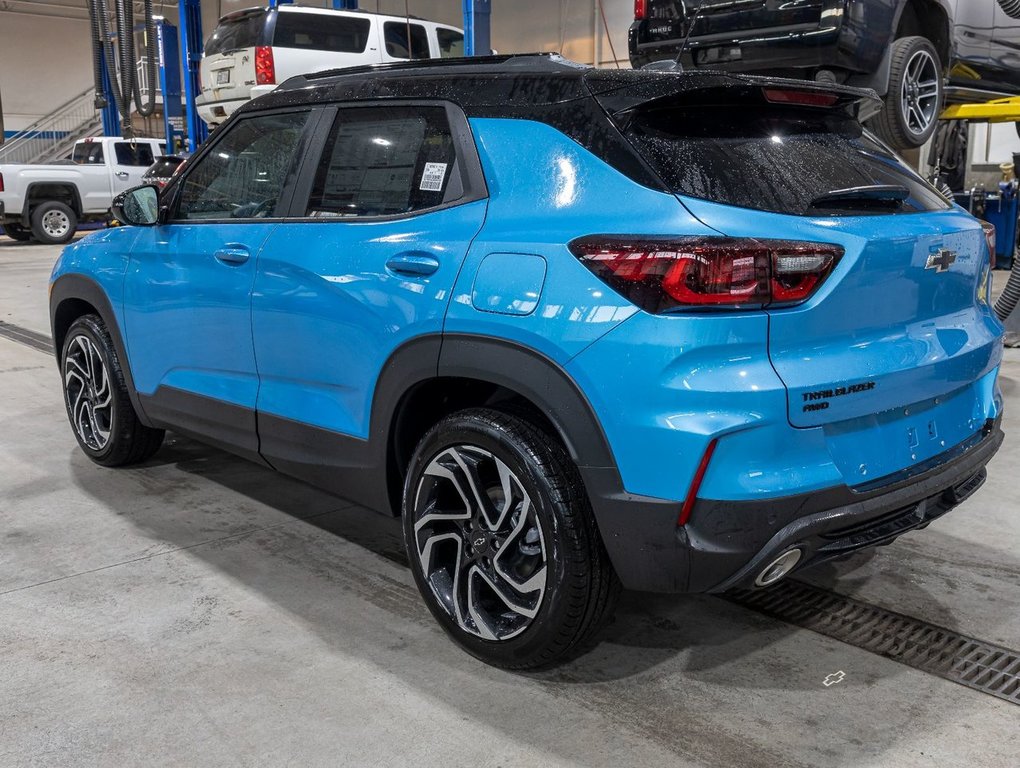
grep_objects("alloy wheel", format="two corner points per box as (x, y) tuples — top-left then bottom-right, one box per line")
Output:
(412, 445), (548, 641)
(900, 49), (940, 137)
(64, 334), (113, 451)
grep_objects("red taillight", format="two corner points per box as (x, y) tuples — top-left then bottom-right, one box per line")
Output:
(634, 0), (647, 20)
(979, 218), (995, 269)
(763, 88), (839, 107)
(679, 439), (717, 526)
(255, 46), (275, 86)
(0, 172), (4, 193)
(569, 237), (843, 313)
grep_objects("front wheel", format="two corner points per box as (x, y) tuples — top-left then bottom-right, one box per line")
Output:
(61, 314), (165, 466)
(403, 408), (619, 670)
(869, 36), (944, 150)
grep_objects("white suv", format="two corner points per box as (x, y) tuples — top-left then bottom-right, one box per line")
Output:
(196, 5), (464, 126)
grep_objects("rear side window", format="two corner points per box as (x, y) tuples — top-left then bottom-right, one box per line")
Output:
(306, 106), (458, 217)
(622, 104), (950, 215)
(114, 143), (155, 166)
(273, 12), (370, 53)
(384, 21), (429, 59)
(437, 28), (464, 58)
(72, 143), (104, 164)
(177, 111), (309, 220)
(205, 11), (268, 56)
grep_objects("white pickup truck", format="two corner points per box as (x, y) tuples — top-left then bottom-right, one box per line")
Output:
(0, 136), (165, 244)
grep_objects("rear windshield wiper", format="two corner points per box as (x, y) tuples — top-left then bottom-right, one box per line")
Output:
(809, 185), (910, 210)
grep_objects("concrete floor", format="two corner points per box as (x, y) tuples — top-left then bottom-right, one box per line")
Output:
(1, 235), (1018, 767)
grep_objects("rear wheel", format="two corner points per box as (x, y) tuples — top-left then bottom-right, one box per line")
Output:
(61, 314), (164, 466)
(870, 36), (944, 150)
(403, 408), (619, 670)
(31, 200), (77, 245)
(3, 223), (32, 242)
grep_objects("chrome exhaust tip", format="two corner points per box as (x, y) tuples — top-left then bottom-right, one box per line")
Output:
(754, 549), (803, 588)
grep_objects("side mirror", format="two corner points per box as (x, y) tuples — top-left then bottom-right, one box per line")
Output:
(112, 184), (161, 226)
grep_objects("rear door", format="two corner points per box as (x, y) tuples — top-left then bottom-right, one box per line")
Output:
(110, 141), (156, 192)
(251, 102), (487, 478)
(611, 85), (1002, 477)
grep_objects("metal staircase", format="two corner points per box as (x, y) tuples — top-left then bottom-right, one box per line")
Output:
(0, 88), (101, 165)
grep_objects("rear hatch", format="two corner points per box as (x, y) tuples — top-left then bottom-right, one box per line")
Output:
(200, 8), (270, 105)
(637, 0), (826, 47)
(595, 75), (1002, 480)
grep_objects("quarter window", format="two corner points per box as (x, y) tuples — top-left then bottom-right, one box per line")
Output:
(273, 13), (370, 53)
(176, 111), (309, 220)
(384, 21), (429, 59)
(306, 106), (458, 218)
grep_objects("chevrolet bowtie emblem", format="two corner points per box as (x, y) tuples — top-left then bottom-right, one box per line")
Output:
(925, 248), (957, 272)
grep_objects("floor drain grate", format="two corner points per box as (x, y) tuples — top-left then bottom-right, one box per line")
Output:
(728, 579), (1020, 706)
(0, 321), (53, 355)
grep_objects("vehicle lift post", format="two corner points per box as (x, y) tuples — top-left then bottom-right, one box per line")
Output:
(178, 0), (208, 152)
(463, 1), (491, 56)
(156, 18), (185, 153)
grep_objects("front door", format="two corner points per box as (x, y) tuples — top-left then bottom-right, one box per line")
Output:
(251, 103), (487, 492)
(122, 109), (314, 456)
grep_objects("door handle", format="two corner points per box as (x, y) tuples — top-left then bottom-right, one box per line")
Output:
(385, 252), (440, 277)
(115, 171), (129, 179)
(214, 244), (250, 265)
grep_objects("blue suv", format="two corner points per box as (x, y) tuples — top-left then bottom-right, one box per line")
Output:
(50, 55), (1004, 669)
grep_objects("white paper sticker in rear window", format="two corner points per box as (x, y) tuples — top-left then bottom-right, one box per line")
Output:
(420, 162), (448, 192)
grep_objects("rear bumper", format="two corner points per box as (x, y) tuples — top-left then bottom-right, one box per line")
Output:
(586, 417), (1003, 593)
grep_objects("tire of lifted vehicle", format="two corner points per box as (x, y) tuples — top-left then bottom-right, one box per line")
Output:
(3, 223), (32, 242)
(61, 314), (165, 467)
(869, 36), (944, 150)
(402, 407), (620, 670)
(30, 200), (78, 245)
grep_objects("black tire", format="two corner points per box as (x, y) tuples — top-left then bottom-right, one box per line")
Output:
(3, 223), (32, 242)
(30, 200), (78, 245)
(403, 407), (619, 670)
(869, 36), (944, 150)
(61, 314), (164, 467)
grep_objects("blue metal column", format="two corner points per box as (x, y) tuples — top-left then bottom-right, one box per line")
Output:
(156, 20), (184, 153)
(178, 0), (207, 152)
(332, 1), (359, 8)
(463, 0), (492, 56)
(98, 47), (121, 137)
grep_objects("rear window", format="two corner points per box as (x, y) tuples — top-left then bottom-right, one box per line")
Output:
(145, 157), (182, 177)
(273, 12), (370, 53)
(72, 142), (104, 164)
(205, 11), (268, 56)
(622, 104), (950, 215)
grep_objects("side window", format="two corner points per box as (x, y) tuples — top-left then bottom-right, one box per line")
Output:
(114, 142), (155, 166)
(306, 106), (458, 218)
(437, 29), (464, 58)
(384, 21), (429, 59)
(176, 111), (309, 220)
(273, 13), (371, 52)
(72, 143), (104, 164)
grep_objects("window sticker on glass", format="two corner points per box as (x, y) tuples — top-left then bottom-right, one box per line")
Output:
(420, 162), (448, 192)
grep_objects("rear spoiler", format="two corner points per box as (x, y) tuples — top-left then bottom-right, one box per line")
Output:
(584, 70), (883, 124)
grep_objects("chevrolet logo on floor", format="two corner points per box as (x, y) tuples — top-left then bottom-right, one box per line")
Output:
(925, 248), (957, 272)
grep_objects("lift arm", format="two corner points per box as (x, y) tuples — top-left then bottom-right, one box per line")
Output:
(941, 96), (1020, 123)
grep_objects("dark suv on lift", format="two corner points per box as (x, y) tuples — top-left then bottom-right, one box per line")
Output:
(630, 0), (1020, 150)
